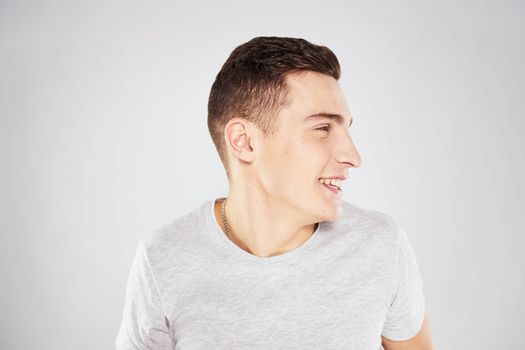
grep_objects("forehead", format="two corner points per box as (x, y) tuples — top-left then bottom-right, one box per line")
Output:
(282, 71), (352, 125)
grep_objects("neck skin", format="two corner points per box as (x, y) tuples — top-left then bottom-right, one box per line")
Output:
(213, 188), (319, 258)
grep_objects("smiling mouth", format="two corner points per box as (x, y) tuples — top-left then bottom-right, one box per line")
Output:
(321, 182), (342, 194)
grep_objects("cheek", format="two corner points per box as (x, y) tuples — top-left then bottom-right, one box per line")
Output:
(260, 137), (324, 181)
(288, 138), (327, 168)
(256, 144), (291, 190)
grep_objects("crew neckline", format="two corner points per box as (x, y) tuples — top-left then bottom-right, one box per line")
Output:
(205, 197), (325, 264)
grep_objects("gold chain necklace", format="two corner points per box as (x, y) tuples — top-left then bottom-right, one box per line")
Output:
(221, 198), (232, 241)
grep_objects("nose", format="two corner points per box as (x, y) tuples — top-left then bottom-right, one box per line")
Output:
(337, 132), (362, 168)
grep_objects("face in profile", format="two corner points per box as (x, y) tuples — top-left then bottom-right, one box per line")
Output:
(256, 71), (361, 222)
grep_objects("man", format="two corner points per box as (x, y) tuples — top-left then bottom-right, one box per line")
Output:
(116, 36), (433, 349)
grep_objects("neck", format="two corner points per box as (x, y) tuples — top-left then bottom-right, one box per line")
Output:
(214, 187), (319, 258)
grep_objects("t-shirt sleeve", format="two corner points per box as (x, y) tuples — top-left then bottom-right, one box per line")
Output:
(115, 241), (175, 350)
(381, 225), (426, 341)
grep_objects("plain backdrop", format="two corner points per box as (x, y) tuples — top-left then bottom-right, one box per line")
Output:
(1, 0), (524, 349)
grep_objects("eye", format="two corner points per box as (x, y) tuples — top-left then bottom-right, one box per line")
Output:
(316, 124), (331, 132)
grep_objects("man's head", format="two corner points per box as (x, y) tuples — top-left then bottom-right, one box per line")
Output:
(207, 36), (361, 221)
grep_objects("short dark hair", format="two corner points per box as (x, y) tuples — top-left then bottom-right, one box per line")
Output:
(207, 36), (341, 181)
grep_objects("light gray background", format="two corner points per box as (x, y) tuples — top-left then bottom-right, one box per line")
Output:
(1, 0), (524, 349)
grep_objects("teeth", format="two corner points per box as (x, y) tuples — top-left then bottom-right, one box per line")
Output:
(319, 178), (343, 189)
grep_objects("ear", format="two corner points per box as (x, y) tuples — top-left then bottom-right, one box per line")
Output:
(224, 118), (256, 163)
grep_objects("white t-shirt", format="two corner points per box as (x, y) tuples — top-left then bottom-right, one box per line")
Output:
(116, 199), (426, 349)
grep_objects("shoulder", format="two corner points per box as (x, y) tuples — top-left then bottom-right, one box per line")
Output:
(336, 200), (399, 234)
(324, 200), (402, 252)
(139, 200), (211, 265)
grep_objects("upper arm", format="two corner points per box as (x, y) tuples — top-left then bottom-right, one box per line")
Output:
(115, 241), (174, 349)
(381, 311), (433, 350)
(380, 223), (429, 345)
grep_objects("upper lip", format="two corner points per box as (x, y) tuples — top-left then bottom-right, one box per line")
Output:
(319, 175), (347, 180)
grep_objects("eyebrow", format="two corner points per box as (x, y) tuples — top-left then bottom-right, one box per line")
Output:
(304, 113), (353, 128)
